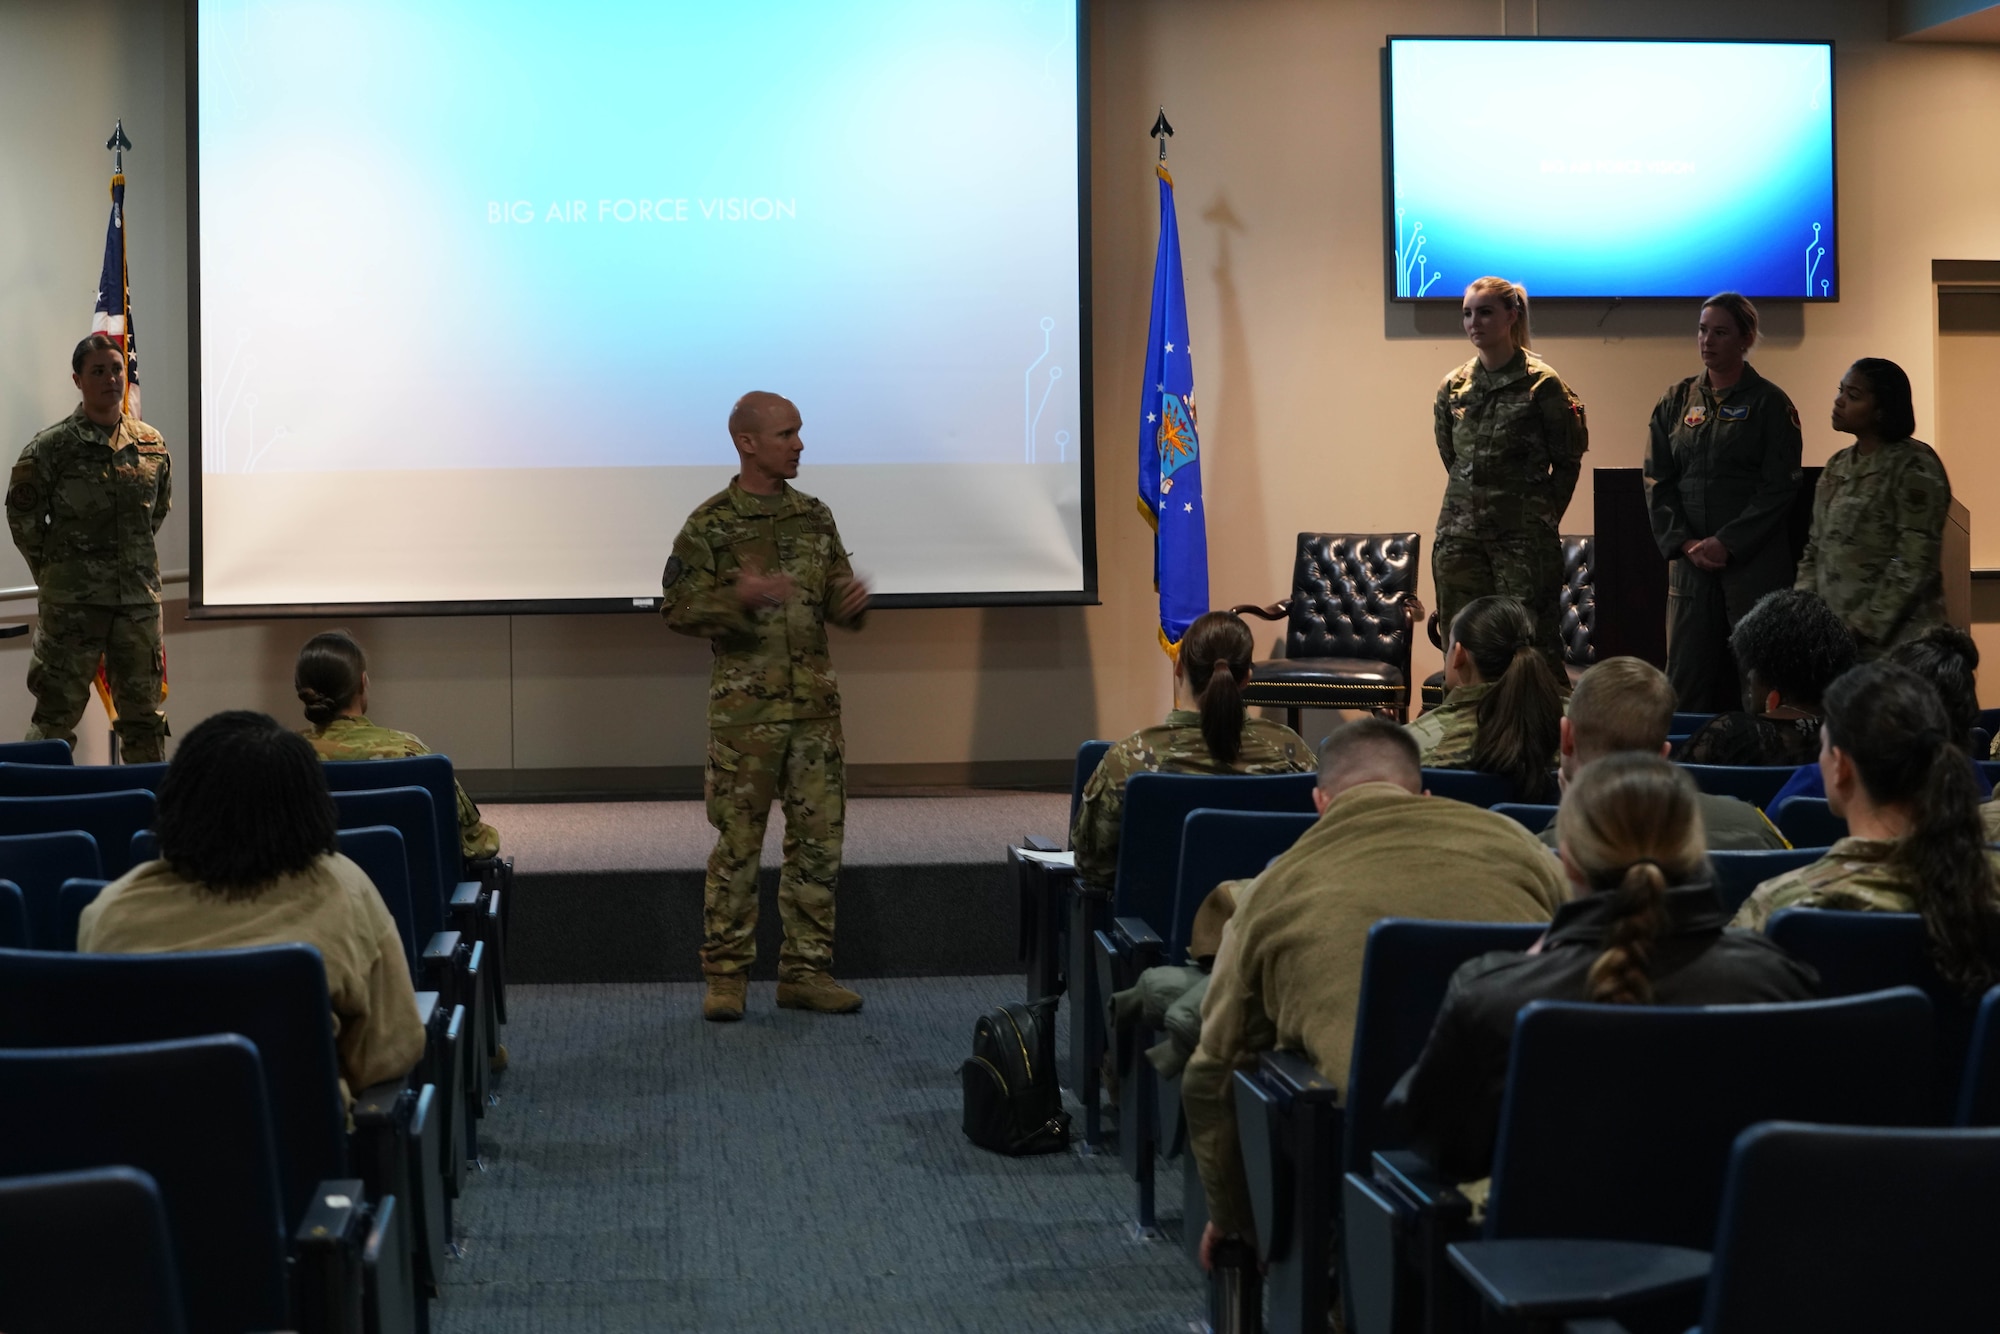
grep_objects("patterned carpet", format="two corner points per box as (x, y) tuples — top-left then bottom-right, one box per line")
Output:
(434, 978), (1204, 1333)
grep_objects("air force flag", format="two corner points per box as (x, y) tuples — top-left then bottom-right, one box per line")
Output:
(1136, 164), (1208, 656)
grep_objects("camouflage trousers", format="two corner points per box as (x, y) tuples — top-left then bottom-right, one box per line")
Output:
(701, 717), (844, 981)
(25, 601), (167, 762)
(1432, 532), (1566, 676)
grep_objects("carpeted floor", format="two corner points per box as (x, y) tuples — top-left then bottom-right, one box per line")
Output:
(435, 978), (1203, 1333)
(482, 793), (1071, 872)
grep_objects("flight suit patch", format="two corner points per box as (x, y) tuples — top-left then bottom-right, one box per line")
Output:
(1683, 405), (1708, 428)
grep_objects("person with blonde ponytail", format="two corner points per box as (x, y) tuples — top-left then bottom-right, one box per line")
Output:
(1072, 611), (1312, 893)
(1432, 277), (1589, 672)
(1387, 753), (1816, 1183)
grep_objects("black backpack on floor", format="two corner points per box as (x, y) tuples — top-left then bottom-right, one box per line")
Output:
(960, 995), (1070, 1156)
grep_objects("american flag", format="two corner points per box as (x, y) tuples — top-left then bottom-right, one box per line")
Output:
(91, 168), (140, 420)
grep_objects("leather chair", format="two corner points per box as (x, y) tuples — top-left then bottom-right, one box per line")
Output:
(1232, 533), (1423, 728)
(1420, 533), (1593, 710)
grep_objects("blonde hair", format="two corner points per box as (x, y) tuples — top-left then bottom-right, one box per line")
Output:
(1465, 276), (1531, 351)
(1567, 658), (1677, 765)
(1701, 291), (1760, 349)
(1555, 754), (1707, 1005)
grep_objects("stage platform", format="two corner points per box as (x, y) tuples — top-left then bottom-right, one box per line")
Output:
(488, 791), (1068, 984)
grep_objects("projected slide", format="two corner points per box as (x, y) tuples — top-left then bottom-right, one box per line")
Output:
(194, 0), (1085, 609)
(1388, 40), (1835, 301)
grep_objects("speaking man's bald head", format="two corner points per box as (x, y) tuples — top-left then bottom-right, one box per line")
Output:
(729, 391), (795, 442)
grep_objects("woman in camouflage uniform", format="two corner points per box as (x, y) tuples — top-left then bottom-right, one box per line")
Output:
(1405, 596), (1565, 802)
(294, 630), (500, 863)
(1071, 612), (1312, 892)
(1795, 358), (1952, 658)
(1734, 662), (2000, 1001)
(1430, 277), (1589, 673)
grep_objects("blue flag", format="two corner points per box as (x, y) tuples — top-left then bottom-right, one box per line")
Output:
(1137, 164), (1208, 656)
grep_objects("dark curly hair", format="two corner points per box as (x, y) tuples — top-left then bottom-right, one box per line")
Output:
(1824, 662), (2000, 999)
(156, 711), (338, 898)
(1728, 589), (1857, 709)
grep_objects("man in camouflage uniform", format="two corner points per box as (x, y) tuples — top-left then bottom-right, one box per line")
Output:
(1432, 346), (1589, 674)
(664, 392), (871, 1022)
(7, 336), (170, 761)
(303, 716), (502, 862)
(1794, 437), (1951, 659)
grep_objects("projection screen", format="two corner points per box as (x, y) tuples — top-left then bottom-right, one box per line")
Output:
(189, 0), (1093, 614)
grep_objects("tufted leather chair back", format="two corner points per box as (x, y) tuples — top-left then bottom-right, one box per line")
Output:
(1559, 534), (1596, 669)
(1285, 533), (1420, 663)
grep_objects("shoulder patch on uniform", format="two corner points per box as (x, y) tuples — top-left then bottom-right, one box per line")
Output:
(662, 555), (684, 589)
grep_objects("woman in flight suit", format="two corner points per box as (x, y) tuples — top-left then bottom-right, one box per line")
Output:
(1644, 292), (1805, 712)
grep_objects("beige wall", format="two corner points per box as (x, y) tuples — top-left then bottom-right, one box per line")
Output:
(4, 0), (2000, 776)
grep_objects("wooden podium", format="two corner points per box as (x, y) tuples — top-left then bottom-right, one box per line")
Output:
(1591, 466), (1850, 668)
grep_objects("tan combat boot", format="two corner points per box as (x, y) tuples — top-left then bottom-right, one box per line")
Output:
(775, 972), (863, 1014)
(703, 973), (747, 1022)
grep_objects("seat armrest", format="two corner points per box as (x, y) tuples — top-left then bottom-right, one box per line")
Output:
(291, 1178), (370, 1334)
(414, 990), (440, 1027)
(1257, 1050), (1339, 1106)
(420, 931), (463, 1006)
(406, 1082), (447, 1294)
(1562, 1322), (1635, 1334)
(1229, 600), (1292, 622)
(359, 1192), (417, 1334)
(1372, 1149), (1471, 1221)
(1112, 915), (1164, 955)
(1022, 834), (1060, 854)
(450, 880), (483, 910)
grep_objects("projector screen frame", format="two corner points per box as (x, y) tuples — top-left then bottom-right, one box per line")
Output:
(1380, 34), (1841, 306)
(181, 0), (1099, 620)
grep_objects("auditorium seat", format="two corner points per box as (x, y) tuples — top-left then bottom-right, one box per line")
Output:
(1419, 768), (1517, 807)
(1232, 919), (1541, 1333)
(1770, 796), (1846, 849)
(1350, 990), (1933, 1334)
(0, 738), (73, 765)
(1678, 764), (1795, 809)
(0, 1036), (412, 1334)
(0, 943), (446, 1305)
(1107, 807), (1317, 1232)
(0, 830), (102, 949)
(332, 786), (498, 1096)
(1957, 984), (2000, 1127)
(1421, 534), (1594, 710)
(1071, 770), (1317, 1146)
(1766, 909), (1974, 1120)
(0, 1166), (186, 1334)
(1232, 532), (1423, 728)
(0, 880), (24, 949)
(1491, 803), (1556, 833)
(54, 877), (107, 951)
(324, 756), (509, 1024)
(0, 791), (153, 878)
(1679, 1123), (2000, 1333)
(1709, 847), (1827, 915)
(0, 760), (167, 796)
(1014, 738), (1110, 1004)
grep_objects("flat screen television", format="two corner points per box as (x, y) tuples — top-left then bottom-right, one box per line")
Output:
(1385, 38), (1836, 301)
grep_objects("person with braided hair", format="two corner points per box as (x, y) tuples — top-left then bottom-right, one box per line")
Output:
(1387, 753), (1817, 1184)
(1735, 665), (2000, 1004)
(1071, 611), (1312, 894)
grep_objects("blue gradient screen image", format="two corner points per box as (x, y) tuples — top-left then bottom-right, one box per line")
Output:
(1388, 40), (1835, 301)
(194, 0), (1086, 606)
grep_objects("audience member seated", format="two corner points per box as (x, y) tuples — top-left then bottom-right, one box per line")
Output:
(1181, 718), (1565, 1265)
(1388, 754), (1818, 1184)
(1405, 595), (1564, 801)
(1110, 885), (1242, 1081)
(296, 629), (502, 863)
(1679, 588), (1855, 766)
(1548, 656), (1785, 851)
(77, 710), (426, 1100)
(1768, 625), (1991, 812)
(1735, 665), (2000, 1003)
(1072, 611), (1311, 891)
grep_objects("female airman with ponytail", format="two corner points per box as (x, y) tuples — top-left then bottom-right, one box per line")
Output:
(1387, 753), (1817, 1183)
(1071, 611), (1313, 894)
(1406, 595), (1566, 801)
